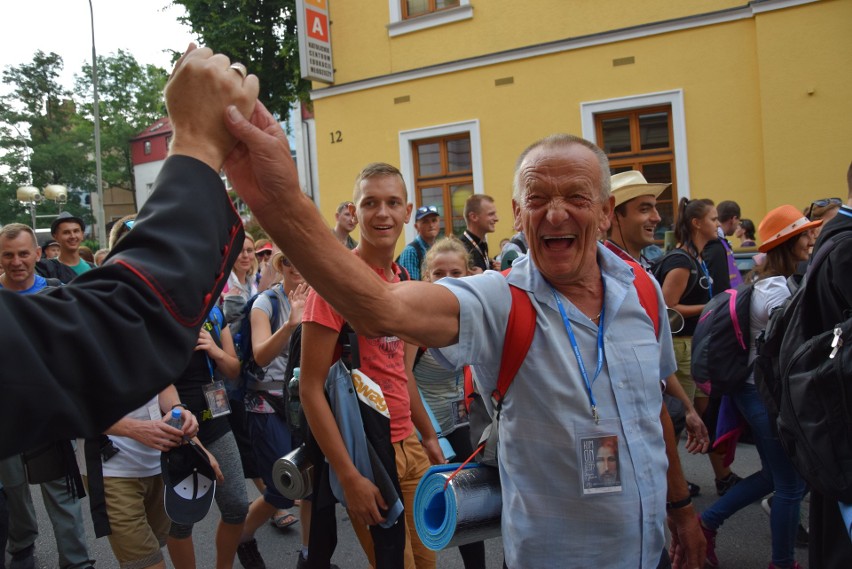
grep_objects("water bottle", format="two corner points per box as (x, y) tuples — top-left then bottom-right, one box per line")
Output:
(167, 408), (183, 430)
(288, 367), (301, 429)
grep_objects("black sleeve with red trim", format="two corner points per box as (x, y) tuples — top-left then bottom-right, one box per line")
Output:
(0, 155), (243, 458)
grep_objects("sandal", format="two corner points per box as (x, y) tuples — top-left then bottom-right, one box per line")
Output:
(270, 510), (299, 530)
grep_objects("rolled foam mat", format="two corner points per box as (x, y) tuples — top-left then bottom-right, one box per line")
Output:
(413, 463), (502, 550)
(272, 444), (313, 500)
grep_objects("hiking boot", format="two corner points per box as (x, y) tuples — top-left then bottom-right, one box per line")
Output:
(688, 481), (701, 497)
(698, 515), (719, 568)
(237, 539), (267, 569)
(715, 472), (742, 496)
(9, 544), (35, 569)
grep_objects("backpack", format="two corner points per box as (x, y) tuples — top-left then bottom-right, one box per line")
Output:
(755, 231), (852, 501)
(509, 233), (527, 254)
(231, 288), (282, 402)
(650, 248), (698, 298)
(690, 282), (756, 396)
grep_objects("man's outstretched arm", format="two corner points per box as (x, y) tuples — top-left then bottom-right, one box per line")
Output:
(223, 102), (461, 348)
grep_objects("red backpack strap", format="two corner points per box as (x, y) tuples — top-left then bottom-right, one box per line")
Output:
(462, 366), (474, 412)
(491, 283), (536, 414)
(625, 260), (660, 337)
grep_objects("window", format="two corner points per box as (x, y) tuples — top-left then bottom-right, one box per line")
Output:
(402, 0), (459, 19)
(595, 106), (677, 240)
(412, 134), (473, 238)
(388, 0), (472, 37)
(143, 141), (152, 155)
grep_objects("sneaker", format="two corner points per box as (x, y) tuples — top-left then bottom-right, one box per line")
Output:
(237, 539), (267, 569)
(295, 552), (340, 569)
(762, 496), (773, 516)
(698, 515), (719, 569)
(9, 544), (35, 569)
(715, 472), (742, 496)
(688, 481), (701, 497)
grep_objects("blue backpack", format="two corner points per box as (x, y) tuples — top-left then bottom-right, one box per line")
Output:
(690, 282), (755, 396)
(230, 288), (281, 400)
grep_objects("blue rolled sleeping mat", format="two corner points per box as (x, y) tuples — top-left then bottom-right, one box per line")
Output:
(413, 463), (502, 551)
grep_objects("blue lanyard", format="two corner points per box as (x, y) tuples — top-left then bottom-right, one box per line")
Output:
(550, 283), (606, 423)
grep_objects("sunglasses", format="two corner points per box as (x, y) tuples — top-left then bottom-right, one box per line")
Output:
(256, 250), (272, 258)
(417, 205), (439, 216)
(281, 258), (292, 267)
(806, 197), (842, 220)
(123, 219), (135, 230)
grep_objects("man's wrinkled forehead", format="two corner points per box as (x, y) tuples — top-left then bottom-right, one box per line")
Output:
(518, 146), (601, 196)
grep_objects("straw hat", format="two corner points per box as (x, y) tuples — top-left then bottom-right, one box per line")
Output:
(757, 205), (823, 253)
(610, 171), (670, 208)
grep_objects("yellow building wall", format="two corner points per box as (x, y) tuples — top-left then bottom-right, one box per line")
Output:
(312, 1), (850, 249)
(754, 0), (852, 210)
(327, 0), (744, 85)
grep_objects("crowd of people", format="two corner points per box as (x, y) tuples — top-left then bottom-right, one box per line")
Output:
(1, 44), (850, 569)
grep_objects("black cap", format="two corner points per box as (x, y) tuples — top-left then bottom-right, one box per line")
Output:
(50, 211), (85, 236)
(161, 440), (216, 525)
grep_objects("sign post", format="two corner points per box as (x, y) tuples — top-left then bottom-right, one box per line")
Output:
(296, 0), (334, 84)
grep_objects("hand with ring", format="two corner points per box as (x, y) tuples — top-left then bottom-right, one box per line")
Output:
(165, 44), (260, 172)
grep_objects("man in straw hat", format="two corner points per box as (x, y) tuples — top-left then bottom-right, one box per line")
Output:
(605, 170), (669, 268)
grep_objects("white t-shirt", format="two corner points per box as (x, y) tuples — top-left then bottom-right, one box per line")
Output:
(747, 276), (793, 384)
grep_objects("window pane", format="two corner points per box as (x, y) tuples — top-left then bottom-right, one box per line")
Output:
(447, 138), (471, 172)
(450, 184), (473, 237)
(639, 112), (670, 150)
(417, 143), (441, 176)
(405, 0), (429, 17)
(601, 117), (631, 154)
(641, 162), (671, 185)
(436, 0), (459, 9)
(419, 186), (446, 236)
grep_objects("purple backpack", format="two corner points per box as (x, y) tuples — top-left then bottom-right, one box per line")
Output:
(691, 283), (755, 395)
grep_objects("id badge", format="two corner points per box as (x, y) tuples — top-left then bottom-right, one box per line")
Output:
(576, 420), (623, 496)
(449, 398), (469, 427)
(203, 380), (231, 418)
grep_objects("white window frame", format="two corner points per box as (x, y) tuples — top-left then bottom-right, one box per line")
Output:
(580, 89), (690, 199)
(387, 0), (472, 38)
(398, 119), (483, 242)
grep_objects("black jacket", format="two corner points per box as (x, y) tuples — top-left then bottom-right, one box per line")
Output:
(0, 156), (243, 457)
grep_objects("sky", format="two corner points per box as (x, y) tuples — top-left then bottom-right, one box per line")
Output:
(2, 1), (198, 91)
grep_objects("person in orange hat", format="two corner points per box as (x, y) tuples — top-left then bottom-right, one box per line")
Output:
(698, 204), (820, 569)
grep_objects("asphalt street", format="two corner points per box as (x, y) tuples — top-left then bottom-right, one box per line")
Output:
(8, 437), (811, 568)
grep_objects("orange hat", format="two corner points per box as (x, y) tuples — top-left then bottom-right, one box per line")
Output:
(757, 205), (823, 253)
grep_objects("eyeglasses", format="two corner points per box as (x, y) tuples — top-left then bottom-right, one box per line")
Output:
(417, 205), (439, 216)
(806, 197), (842, 220)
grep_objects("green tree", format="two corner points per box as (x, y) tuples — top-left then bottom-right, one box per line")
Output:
(74, 49), (169, 193)
(0, 50), (169, 228)
(172, 0), (311, 120)
(0, 51), (90, 227)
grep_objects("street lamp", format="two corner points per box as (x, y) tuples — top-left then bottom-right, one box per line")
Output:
(88, 0), (107, 248)
(16, 186), (42, 228)
(15, 185), (68, 229)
